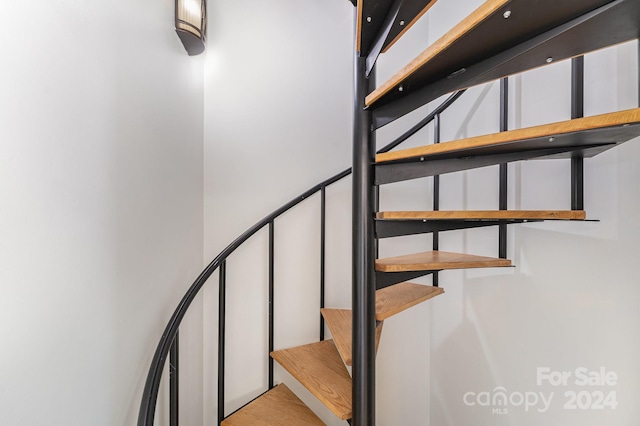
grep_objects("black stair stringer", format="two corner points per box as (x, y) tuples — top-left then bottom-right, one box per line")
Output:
(375, 143), (615, 185)
(376, 218), (540, 238)
(375, 270), (437, 289)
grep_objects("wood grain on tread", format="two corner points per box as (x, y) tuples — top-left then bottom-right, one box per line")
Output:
(221, 384), (324, 426)
(377, 210), (587, 220)
(376, 108), (640, 163)
(366, 0), (508, 106)
(271, 340), (352, 420)
(375, 282), (444, 321)
(376, 250), (511, 272)
(321, 309), (383, 366)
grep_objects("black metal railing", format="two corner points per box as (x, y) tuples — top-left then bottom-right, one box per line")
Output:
(137, 90), (464, 426)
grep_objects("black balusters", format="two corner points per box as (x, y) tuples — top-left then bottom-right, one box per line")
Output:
(433, 113), (441, 287)
(320, 187), (326, 341)
(170, 332), (179, 426)
(268, 221), (275, 389)
(217, 261), (226, 425)
(499, 77), (509, 259)
(571, 56), (585, 211)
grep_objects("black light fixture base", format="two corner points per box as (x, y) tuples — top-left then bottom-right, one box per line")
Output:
(176, 29), (205, 56)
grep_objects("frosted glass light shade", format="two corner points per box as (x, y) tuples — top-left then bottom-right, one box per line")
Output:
(175, 0), (206, 55)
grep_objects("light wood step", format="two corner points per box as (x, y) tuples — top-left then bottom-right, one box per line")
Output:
(321, 309), (384, 367)
(375, 210), (589, 238)
(376, 250), (511, 273)
(377, 210), (586, 220)
(377, 108), (640, 163)
(376, 282), (444, 321)
(357, 0), (438, 54)
(366, 0), (640, 126)
(221, 384), (324, 426)
(271, 340), (352, 420)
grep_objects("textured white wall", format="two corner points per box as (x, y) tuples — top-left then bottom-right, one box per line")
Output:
(0, 1), (204, 425)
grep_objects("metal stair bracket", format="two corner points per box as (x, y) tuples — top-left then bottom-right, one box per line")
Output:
(366, 0), (404, 76)
(375, 270), (438, 289)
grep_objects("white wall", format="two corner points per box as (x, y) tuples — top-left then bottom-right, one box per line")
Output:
(420, 2), (640, 426)
(428, 48), (640, 425)
(201, 0), (357, 424)
(0, 1), (204, 425)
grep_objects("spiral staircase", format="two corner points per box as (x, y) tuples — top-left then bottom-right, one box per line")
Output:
(138, 1), (640, 425)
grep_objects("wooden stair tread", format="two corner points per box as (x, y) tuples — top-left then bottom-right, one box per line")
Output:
(376, 282), (444, 321)
(321, 309), (383, 367)
(271, 340), (352, 420)
(368, 0), (508, 106)
(376, 108), (640, 163)
(221, 384), (324, 426)
(366, 0), (640, 119)
(377, 210), (586, 220)
(376, 250), (511, 272)
(357, 0), (438, 54)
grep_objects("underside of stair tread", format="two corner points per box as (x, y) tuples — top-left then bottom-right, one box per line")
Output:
(376, 282), (444, 321)
(377, 210), (587, 221)
(376, 108), (640, 163)
(376, 250), (511, 273)
(271, 340), (352, 420)
(366, 0), (640, 123)
(357, 0), (438, 55)
(221, 384), (324, 426)
(321, 308), (383, 366)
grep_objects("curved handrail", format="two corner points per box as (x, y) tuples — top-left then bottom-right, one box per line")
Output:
(137, 89), (465, 426)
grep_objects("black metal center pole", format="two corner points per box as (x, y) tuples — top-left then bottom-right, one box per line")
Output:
(352, 48), (376, 426)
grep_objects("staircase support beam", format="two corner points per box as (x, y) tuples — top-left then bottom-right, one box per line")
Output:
(352, 51), (376, 425)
